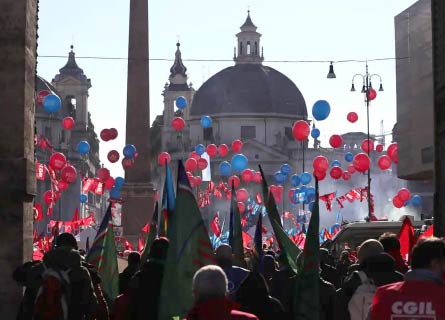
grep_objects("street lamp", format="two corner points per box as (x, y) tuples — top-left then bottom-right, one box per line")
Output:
(350, 63), (384, 221)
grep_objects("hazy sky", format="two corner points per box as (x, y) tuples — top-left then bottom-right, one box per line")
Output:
(37, 0), (418, 176)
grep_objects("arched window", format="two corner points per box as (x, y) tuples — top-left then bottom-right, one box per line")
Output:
(247, 41), (251, 55)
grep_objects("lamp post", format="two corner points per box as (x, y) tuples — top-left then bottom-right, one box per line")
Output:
(350, 63), (384, 221)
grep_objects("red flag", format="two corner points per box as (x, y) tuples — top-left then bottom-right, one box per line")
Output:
(418, 225), (434, 240)
(323, 229), (332, 241)
(35, 161), (46, 181)
(64, 222), (72, 234)
(34, 203), (43, 221)
(72, 208), (79, 221)
(138, 236), (145, 252)
(124, 239), (134, 251)
(210, 213), (221, 237)
(141, 223), (149, 233)
(82, 178), (94, 194)
(242, 231), (252, 249)
(398, 217), (416, 260)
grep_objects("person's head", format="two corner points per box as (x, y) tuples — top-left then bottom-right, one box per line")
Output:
(56, 233), (78, 250)
(263, 254), (276, 276)
(378, 232), (401, 252)
(357, 239), (384, 263)
(148, 237), (169, 261)
(215, 244), (233, 268)
(319, 248), (329, 264)
(340, 250), (350, 262)
(192, 265), (228, 302)
(411, 237), (445, 276)
(127, 251), (141, 266)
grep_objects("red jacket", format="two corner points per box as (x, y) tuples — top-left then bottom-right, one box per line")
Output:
(370, 279), (445, 319)
(185, 297), (259, 320)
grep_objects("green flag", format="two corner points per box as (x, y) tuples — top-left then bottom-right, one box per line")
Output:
(140, 202), (158, 266)
(158, 160), (216, 319)
(228, 181), (245, 266)
(294, 178), (320, 320)
(99, 222), (119, 302)
(258, 165), (300, 273)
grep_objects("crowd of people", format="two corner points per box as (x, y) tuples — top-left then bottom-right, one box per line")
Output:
(12, 231), (445, 319)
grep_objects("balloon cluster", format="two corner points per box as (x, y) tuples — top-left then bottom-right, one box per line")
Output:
(110, 176), (125, 199)
(100, 128), (118, 142)
(392, 188), (423, 208)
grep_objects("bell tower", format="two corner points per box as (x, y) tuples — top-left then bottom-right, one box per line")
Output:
(234, 11), (264, 65)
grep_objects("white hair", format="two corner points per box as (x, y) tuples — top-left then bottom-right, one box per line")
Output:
(192, 265), (228, 301)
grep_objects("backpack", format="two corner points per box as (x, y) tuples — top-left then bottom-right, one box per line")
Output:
(33, 264), (71, 320)
(348, 271), (376, 320)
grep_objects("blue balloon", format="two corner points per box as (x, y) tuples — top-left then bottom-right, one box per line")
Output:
(300, 172), (312, 185)
(411, 195), (423, 207)
(311, 128), (321, 139)
(300, 186), (307, 193)
(312, 100), (331, 121)
(114, 177), (125, 188)
(404, 199), (411, 207)
(280, 164), (292, 175)
(306, 187), (316, 197)
(274, 171), (287, 184)
(231, 154), (248, 172)
(290, 174), (301, 187)
(110, 188), (121, 199)
(200, 116), (212, 128)
(77, 141), (90, 155)
(43, 94), (61, 113)
(80, 194), (88, 203)
(345, 152), (354, 162)
(175, 96), (187, 110)
(331, 160), (341, 167)
(123, 144), (137, 159)
(219, 161), (232, 176)
(195, 144), (205, 156)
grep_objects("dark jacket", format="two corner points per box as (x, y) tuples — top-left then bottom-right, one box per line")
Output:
(236, 271), (285, 320)
(319, 278), (336, 320)
(333, 253), (404, 320)
(185, 297), (259, 320)
(119, 264), (139, 294)
(269, 266), (296, 316)
(129, 259), (165, 320)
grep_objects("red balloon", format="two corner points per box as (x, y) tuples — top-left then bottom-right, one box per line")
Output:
(194, 176), (202, 186)
(109, 128), (118, 140)
(387, 143), (398, 158)
(189, 151), (201, 161)
(37, 90), (51, 106)
(353, 153), (371, 173)
(342, 171), (351, 181)
(377, 155), (392, 170)
(347, 164), (356, 174)
(398, 188), (411, 201)
(292, 120), (310, 141)
(122, 157), (135, 169)
(107, 150), (120, 163)
(361, 139), (375, 153)
(329, 135), (343, 148)
(276, 185), (284, 194)
(313, 155), (329, 172)
(62, 117), (75, 130)
(43, 190), (54, 205)
(236, 188), (249, 202)
(347, 112), (358, 123)
(313, 170), (326, 181)
(185, 158), (197, 172)
(237, 202), (246, 214)
(330, 166), (343, 180)
(100, 129), (112, 141)
(61, 165), (77, 183)
(376, 144), (384, 152)
(231, 140), (243, 153)
(218, 144), (229, 157)
(197, 158), (208, 170)
(104, 177), (115, 190)
(392, 195), (404, 208)
(390, 148), (398, 164)
(97, 168), (110, 182)
(206, 144), (218, 157)
(367, 88), (377, 101)
(288, 188), (296, 201)
(171, 117), (185, 131)
(158, 152), (171, 166)
(58, 180), (68, 191)
(49, 152), (67, 170)
(241, 169), (254, 183)
(54, 192), (61, 201)
(228, 175), (241, 188)
(253, 171), (262, 184)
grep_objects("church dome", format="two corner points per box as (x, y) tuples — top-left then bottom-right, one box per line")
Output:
(190, 63), (307, 118)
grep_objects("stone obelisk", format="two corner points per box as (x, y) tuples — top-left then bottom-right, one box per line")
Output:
(0, 0), (37, 316)
(122, 0), (156, 245)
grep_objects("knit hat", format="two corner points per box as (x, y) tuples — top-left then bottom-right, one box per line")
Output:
(357, 239), (384, 263)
